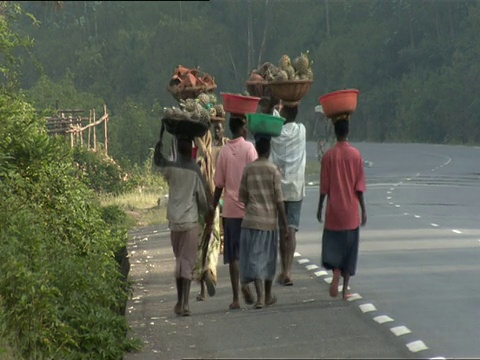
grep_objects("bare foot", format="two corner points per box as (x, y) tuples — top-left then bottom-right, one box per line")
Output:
(196, 293), (205, 302)
(229, 302), (240, 310)
(342, 292), (353, 300)
(329, 269), (340, 298)
(265, 295), (277, 306)
(174, 303), (182, 316)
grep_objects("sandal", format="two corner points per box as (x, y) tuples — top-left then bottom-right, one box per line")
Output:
(241, 285), (254, 305)
(254, 302), (264, 309)
(276, 273), (286, 285)
(265, 295), (277, 306)
(283, 277), (293, 286)
(229, 302), (240, 310)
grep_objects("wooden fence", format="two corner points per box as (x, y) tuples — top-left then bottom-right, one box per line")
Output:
(46, 104), (109, 156)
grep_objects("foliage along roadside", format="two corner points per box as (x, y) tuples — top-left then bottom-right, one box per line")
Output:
(0, 91), (142, 358)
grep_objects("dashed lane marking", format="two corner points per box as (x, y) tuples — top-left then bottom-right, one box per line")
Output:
(373, 315), (394, 324)
(305, 264), (319, 271)
(452, 229), (463, 234)
(359, 303), (377, 313)
(407, 340), (429, 353)
(297, 258), (309, 264)
(431, 223), (439, 227)
(314, 270), (328, 277)
(347, 293), (362, 301)
(390, 326), (411, 336)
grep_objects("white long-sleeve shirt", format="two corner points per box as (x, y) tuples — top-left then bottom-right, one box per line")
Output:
(270, 122), (307, 202)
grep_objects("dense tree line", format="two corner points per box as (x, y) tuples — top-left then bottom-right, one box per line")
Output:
(14, 0), (480, 166)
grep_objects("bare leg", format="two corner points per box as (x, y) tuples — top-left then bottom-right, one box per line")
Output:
(254, 279), (264, 308)
(174, 278), (182, 315)
(181, 278), (192, 316)
(329, 268), (340, 297)
(284, 227), (297, 284)
(196, 280), (206, 301)
(229, 260), (240, 309)
(265, 280), (277, 306)
(342, 272), (351, 300)
(277, 226), (287, 284)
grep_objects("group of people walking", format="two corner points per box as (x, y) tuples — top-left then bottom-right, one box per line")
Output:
(154, 99), (367, 316)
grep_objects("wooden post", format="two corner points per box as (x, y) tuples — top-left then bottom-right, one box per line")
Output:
(88, 109), (92, 149)
(103, 104), (108, 156)
(93, 109), (97, 151)
(79, 122), (83, 146)
(69, 115), (74, 148)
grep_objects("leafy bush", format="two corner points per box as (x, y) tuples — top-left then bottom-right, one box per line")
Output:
(0, 92), (140, 358)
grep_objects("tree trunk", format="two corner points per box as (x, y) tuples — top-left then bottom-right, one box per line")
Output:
(325, 0), (330, 37)
(247, 0), (255, 73)
(257, 0), (269, 67)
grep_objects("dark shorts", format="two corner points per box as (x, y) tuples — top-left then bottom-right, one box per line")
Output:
(223, 218), (243, 264)
(280, 200), (303, 231)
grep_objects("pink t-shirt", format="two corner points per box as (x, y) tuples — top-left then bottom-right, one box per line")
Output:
(214, 137), (258, 218)
(320, 141), (366, 231)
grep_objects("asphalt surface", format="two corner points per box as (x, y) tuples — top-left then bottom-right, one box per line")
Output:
(298, 142), (480, 359)
(123, 223), (421, 359)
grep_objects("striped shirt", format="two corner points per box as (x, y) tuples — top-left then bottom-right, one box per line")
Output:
(238, 158), (284, 231)
(270, 122), (306, 201)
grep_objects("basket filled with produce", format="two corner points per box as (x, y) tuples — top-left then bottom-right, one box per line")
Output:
(264, 51), (314, 105)
(318, 89), (359, 119)
(221, 92), (261, 115)
(244, 62), (277, 98)
(246, 113), (285, 137)
(167, 65), (217, 102)
(162, 93), (216, 138)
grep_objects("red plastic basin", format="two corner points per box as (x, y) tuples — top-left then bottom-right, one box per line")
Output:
(318, 89), (359, 118)
(221, 93), (261, 115)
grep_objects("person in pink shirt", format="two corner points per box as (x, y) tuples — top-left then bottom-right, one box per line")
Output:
(206, 115), (258, 310)
(317, 117), (367, 300)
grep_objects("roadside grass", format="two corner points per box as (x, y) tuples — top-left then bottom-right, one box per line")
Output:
(100, 188), (167, 228)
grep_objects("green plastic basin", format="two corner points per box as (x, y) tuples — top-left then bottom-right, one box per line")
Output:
(246, 113), (285, 137)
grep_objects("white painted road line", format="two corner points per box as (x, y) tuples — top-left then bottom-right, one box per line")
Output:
(359, 303), (377, 313)
(387, 196), (392, 200)
(293, 252), (301, 258)
(406, 340), (429, 353)
(305, 264), (319, 271)
(324, 277), (332, 284)
(430, 223), (439, 227)
(429, 357), (446, 360)
(390, 326), (412, 336)
(373, 315), (394, 324)
(314, 270), (328, 277)
(414, 215), (421, 218)
(395, 205), (401, 208)
(452, 229), (463, 234)
(297, 258), (309, 264)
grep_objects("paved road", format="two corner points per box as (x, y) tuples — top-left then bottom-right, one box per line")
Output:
(124, 224), (420, 359)
(298, 142), (480, 359)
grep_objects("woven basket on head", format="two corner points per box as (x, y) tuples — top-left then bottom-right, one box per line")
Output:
(167, 84), (217, 102)
(245, 80), (268, 98)
(266, 80), (313, 103)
